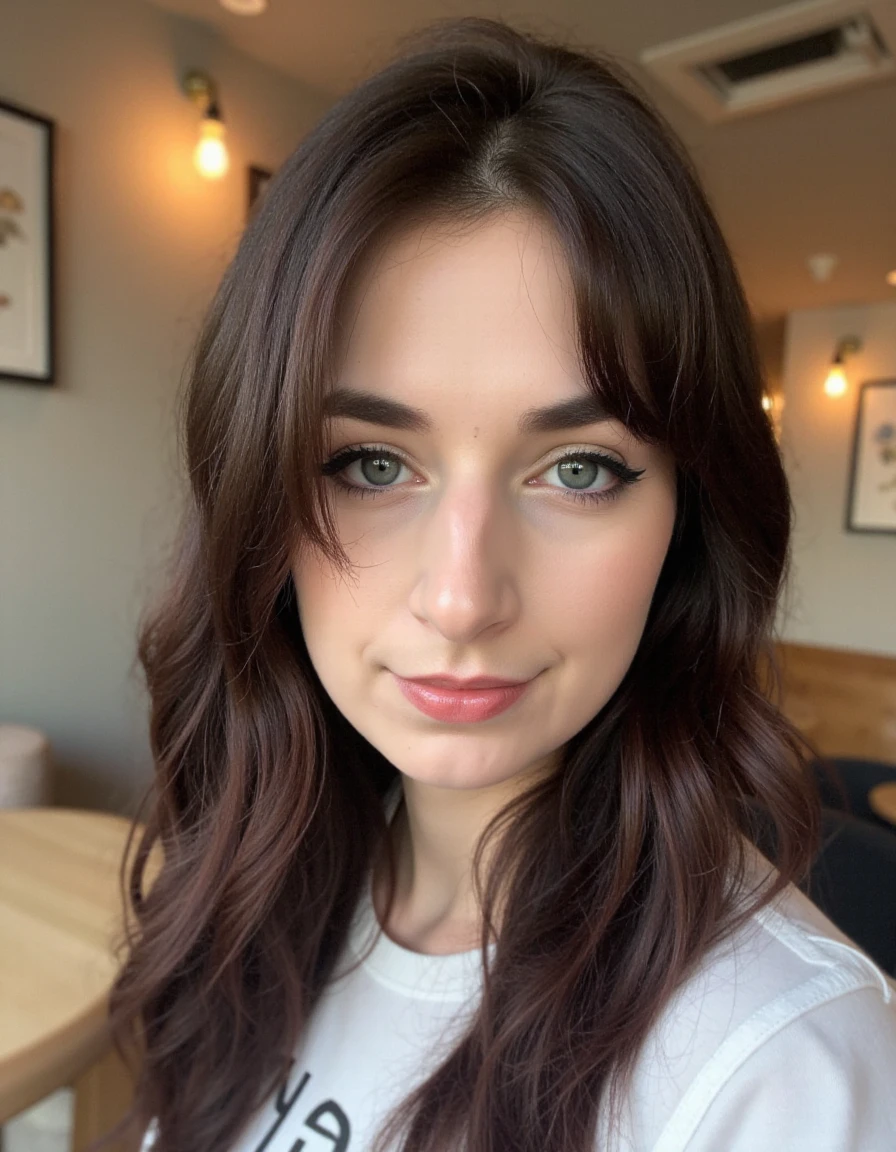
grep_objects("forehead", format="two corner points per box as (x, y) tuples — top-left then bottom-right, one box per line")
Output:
(334, 210), (586, 413)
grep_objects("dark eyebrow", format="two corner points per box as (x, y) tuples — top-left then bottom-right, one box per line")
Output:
(322, 388), (610, 435)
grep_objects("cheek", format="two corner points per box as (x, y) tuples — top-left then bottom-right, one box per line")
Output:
(548, 510), (674, 663)
(291, 545), (397, 701)
(292, 537), (401, 634)
(291, 553), (353, 673)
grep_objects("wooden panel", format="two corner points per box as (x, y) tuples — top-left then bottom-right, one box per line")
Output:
(773, 641), (896, 763)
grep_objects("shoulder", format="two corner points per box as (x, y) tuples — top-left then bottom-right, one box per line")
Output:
(612, 846), (896, 1151)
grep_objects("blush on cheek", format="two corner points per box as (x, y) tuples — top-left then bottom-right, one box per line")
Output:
(557, 530), (670, 661)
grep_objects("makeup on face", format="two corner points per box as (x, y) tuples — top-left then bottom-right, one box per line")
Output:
(292, 211), (677, 801)
(391, 673), (537, 723)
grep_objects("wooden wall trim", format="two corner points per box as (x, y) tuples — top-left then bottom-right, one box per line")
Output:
(773, 642), (896, 764)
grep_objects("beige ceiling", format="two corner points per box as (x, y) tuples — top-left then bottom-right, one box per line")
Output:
(148, 0), (896, 324)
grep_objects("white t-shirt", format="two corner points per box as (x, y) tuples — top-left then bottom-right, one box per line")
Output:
(141, 781), (896, 1151)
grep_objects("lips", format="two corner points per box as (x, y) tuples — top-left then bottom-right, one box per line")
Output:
(392, 673), (534, 723)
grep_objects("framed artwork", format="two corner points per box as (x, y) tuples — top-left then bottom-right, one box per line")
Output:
(0, 99), (55, 384)
(845, 378), (896, 535)
(247, 164), (273, 222)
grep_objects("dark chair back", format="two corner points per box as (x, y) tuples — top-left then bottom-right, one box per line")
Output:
(746, 804), (896, 976)
(809, 756), (896, 833)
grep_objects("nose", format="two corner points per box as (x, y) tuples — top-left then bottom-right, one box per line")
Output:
(408, 477), (521, 642)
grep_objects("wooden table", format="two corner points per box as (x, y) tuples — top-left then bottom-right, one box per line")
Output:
(869, 781), (896, 826)
(0, 807), (160, 1149)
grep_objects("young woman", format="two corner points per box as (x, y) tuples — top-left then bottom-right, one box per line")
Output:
(104, 17), (896, 1152)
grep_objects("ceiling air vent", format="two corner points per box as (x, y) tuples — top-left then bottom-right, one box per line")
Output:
(640, 0), (896, 122)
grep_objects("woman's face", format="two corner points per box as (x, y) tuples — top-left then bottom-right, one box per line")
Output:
(292, 210), (677, 795)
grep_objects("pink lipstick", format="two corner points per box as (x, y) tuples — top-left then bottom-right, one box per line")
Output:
(392, 673), (533, 723)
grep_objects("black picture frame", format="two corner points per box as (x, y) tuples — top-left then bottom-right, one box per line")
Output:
(844, 378), (896, 535)
(0, 98), (55, 384)
(247, 164), (273, 222)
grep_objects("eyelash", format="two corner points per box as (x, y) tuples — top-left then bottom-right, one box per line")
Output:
(320, 444), (645, 507)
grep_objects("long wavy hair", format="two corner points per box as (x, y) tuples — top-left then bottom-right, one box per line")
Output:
(97, 16), (822, 1152)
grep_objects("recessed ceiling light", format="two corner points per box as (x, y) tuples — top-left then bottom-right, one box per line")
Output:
(886, 269), (896, 287)
(219, 0), (267, 14)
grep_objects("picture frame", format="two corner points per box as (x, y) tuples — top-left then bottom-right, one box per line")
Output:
(247, 164), (273, 222)
(845, 378), (896, 535)
(0, 99), (55, 384)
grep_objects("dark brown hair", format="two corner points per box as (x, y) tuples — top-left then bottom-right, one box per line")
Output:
(98, 16), (820, 1152)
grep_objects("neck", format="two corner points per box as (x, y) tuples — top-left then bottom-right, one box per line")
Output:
(372, 764), (554, 955)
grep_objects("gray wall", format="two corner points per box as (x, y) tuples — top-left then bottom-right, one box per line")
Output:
(0, 0), (331, 813)
(776, 300), (896, 657)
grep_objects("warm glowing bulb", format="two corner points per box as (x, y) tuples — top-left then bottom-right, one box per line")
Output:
(761, 393), (772, 411)
(194, 116), (229, 179)
(824, 364), (848, 397)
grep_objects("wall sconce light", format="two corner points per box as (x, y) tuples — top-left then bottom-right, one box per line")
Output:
(824, 336), (861, 397)
(182, 69), (230, 180)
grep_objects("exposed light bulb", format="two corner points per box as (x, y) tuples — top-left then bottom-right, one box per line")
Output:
(824, 365), (848, 397)
(887, 269), (896, 287)
(194, 113), (229, 179)
(823, 336), (861, 397)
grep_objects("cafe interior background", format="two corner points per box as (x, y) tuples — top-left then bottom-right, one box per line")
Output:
(1, 0), (895, 1148)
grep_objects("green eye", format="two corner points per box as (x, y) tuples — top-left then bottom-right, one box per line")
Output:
(321, 446), (644, 507)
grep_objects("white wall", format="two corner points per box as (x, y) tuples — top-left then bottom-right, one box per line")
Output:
(0, 0), (332, 812)
(776, 301), (896, 657)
